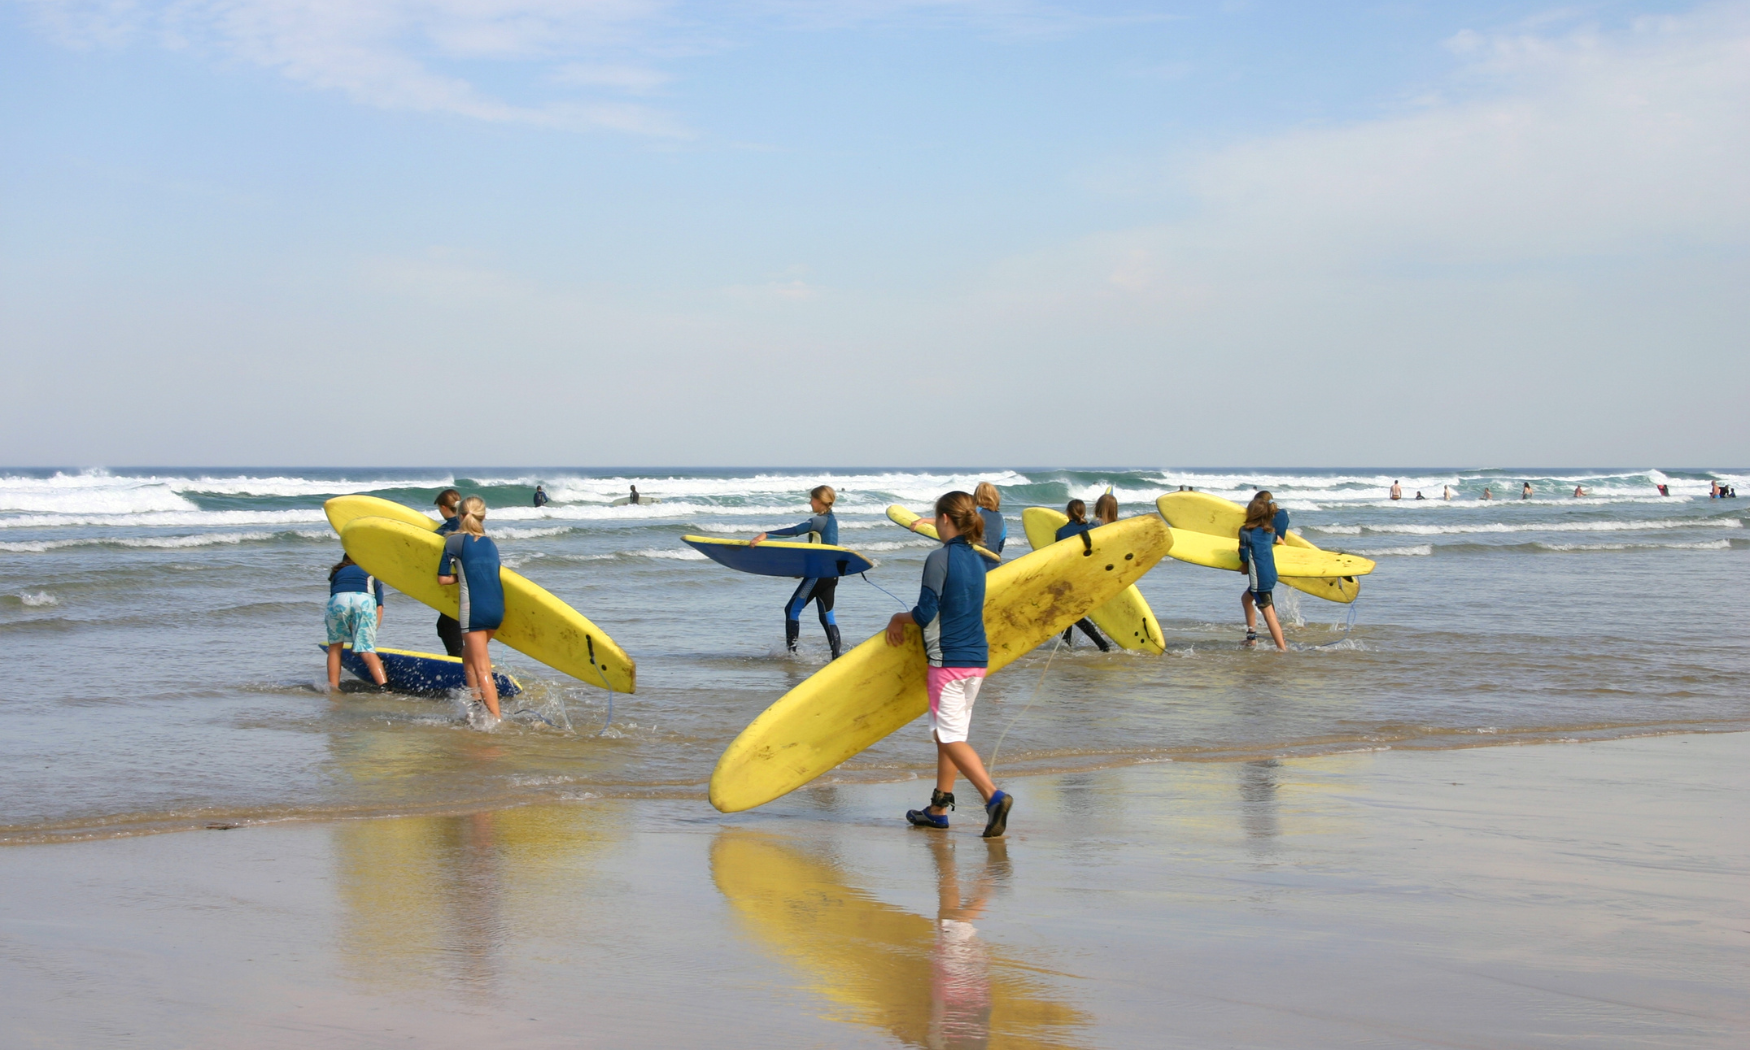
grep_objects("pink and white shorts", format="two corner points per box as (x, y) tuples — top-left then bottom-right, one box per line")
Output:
(927, 666), (987, 744)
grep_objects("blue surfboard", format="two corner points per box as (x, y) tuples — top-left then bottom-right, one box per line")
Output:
(319, 644), (522, 698)
(682, 535), (876, 578)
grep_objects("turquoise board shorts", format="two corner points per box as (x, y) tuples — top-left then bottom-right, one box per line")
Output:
(325, 592), (379, 653)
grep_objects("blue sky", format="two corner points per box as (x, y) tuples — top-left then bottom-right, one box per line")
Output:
(2, 1), (1744, 466)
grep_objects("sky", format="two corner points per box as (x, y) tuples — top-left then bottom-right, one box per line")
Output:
(1, 0), (1745, 467)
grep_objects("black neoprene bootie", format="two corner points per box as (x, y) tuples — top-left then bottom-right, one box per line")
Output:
(826, 624), (842, 660)
(784, 620), (800, 654)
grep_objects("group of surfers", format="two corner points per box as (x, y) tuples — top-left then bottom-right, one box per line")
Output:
(321, 482), (1306, 839)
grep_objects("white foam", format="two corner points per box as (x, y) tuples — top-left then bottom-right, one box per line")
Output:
(0, 509), (328, 530)
(1313, 518), (1741, 537)
(0, 470), (451, 515)
(1534, 539), (1731, 552)
(494, 526), (574, 540)
(18, 591), (57, 607)
(1351, 544), (1433, 557)
(627, 547), (708, 560)
(0, 530), (327, 553)
(481, 470), (1034, 508)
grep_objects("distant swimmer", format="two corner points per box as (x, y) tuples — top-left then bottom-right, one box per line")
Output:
(433, 488), (464, 657)
(1481, 487), (1493, 500)
(751, 485), (842, 659)
(1522, 482), (1533, 500)
(1657, 483), (1670, 497)
(1053, 500), (1110, 651)
(1238, 493), (1287, 652)
(326, 553), (388, 690)
(1573, 486), (1587, 498)
(436, 496), (506, 720)
(1444, 485), (1454, 500)
(887, 491), (1011, 838)
(967, 482), (1007, 570)
(1415, 490), (1425, 500)
(1389, 480), (1402, 501)
(533, 484), (550, 508)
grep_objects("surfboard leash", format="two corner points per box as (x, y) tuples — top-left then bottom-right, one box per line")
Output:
(988, 632), (1065, 776)
(588, 634), (615, 736)
(1308, 599), (1361, 650)
(861, 572), (911, 611)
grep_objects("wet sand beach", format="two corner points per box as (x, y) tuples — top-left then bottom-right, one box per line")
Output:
(3, 731), (1744, 1049)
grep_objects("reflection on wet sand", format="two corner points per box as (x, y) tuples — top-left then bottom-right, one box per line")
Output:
(711, 830), (1090, 1049)
(333, 804), (615, 995)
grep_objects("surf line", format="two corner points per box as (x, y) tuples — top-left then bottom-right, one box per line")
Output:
(987, 633), (1066, 775)
(1306, 600), (1361, 651)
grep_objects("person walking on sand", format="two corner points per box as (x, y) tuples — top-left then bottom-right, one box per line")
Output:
(433, 488), (464, 657)
(888, 491), (1012, 838)
(1522, 481), (1533, 500)
(325, 553), (387, 690)
(1053, 500), (1110, 651)
(436, 496), (506, 720)
(1390, 480), (1402, 500)
(751, 485), (843, 659)
(1239, 492), (1288, 652)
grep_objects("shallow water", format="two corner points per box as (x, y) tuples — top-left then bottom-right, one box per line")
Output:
(2, 465), (1746, 840)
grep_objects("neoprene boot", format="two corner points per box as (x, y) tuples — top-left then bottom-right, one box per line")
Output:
(825, 624), (842, 660)
(785, 619), (800, 654)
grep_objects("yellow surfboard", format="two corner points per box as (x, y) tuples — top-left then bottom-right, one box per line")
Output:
(711, 832), (1090, 1047)
(339, 517), (635, 693)
(883, 505), (1001, 563)
(1019, 507), (1164, 654)
(709, 514), (1172, 812)
(324, 494), (441, 536)
(1155, 492), (1370, 602)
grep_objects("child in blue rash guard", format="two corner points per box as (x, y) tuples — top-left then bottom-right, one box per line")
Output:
(750, 485), (843, 659)
(433, 488), (464, 657)
(436, 496), (507, 718)
(1053, 500), (1111, 652)
(887, 491), (1013, 838)
(972, 482), (1007, 571)
(326, 554), (387, 690)
(1239, 492), (1288, 651)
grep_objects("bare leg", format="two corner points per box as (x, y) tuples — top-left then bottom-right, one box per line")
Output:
(1261, 605), (1288, 651)
(359, 651), (387, 686)
(1241, 589), (1258, 631)
(464, 630), (499, 718)
(929, 737), (995, 812)
(327, 643), (343, 691)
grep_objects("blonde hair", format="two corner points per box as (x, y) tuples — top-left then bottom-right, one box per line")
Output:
(1093, 493), (1118, 524)
(1242, 491), (1276, 532)
(809, 485), (836, 509)
(973, 482), (1001, 511)
(935, 491), (984, 545)
(457, 495), (488, 536)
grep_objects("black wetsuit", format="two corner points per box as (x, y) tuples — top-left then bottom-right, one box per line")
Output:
(434, 514), (464, 656)
(1054, 519), (1110, 651)
(769, 511), (842, 658)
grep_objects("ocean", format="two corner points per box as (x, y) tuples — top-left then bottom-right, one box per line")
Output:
(2, 466), (1745, 843)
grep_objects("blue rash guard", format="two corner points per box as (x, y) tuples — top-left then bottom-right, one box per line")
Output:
(767, 511), (839, 546)
(436, 515), (460, 536)
(1272, 508), (1291, 542)
(1054, 520), (1092, 543)
(1238, 525), (1279, 595)
(978, 508), (1006, 569)
(438, 533), (505, 632)
(329, 563), (385, 605)
(913, 536), (989, 668)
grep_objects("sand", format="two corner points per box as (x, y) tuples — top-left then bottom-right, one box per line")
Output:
(2, 732), (1745, 1049)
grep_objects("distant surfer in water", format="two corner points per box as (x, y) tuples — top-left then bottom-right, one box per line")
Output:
(888, 491), (1011, 838)
(436, 496), (506, 720)
(1573, 486), (1587, 498)
(325, 553), (387, 690)
(1522, 482), (1533, 499)
(1239, 493), (1288, 652)
(1481, 487), (1493, 500)
(1444, 485), (1454, 500)
(628, 485), (641, 505)
(973, 482), (1006, 570)
(1054, 500), (1110, 651)
(1390, 480), (1402, 500)
(433, 488), (464, 657)
(751, 485), (843, 659)
(533, 484), (549, 507)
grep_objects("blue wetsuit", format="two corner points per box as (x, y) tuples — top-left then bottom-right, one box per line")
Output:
(769, 511), (842, 657)
(438, 533), (505, 632)
(1272, 508), (1290, 539)
(1052, 519), (1109, 649)
(978, 508), (1006, 571)
(1238, 525), (1279, 596)
(329, 563), (385, 605)
(433, 515), (464, 654)
(914, 537), (989, 668)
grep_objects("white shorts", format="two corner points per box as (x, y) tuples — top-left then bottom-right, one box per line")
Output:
(928, 666), (986, 744)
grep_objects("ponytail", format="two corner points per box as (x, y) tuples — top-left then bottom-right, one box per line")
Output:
(458, 495), (488, 536)
(935, 491), (984, 546)
(1065, 499), (1087, 524)
(1242, 491), (1276, 532)
(329, 552), (354, 582)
